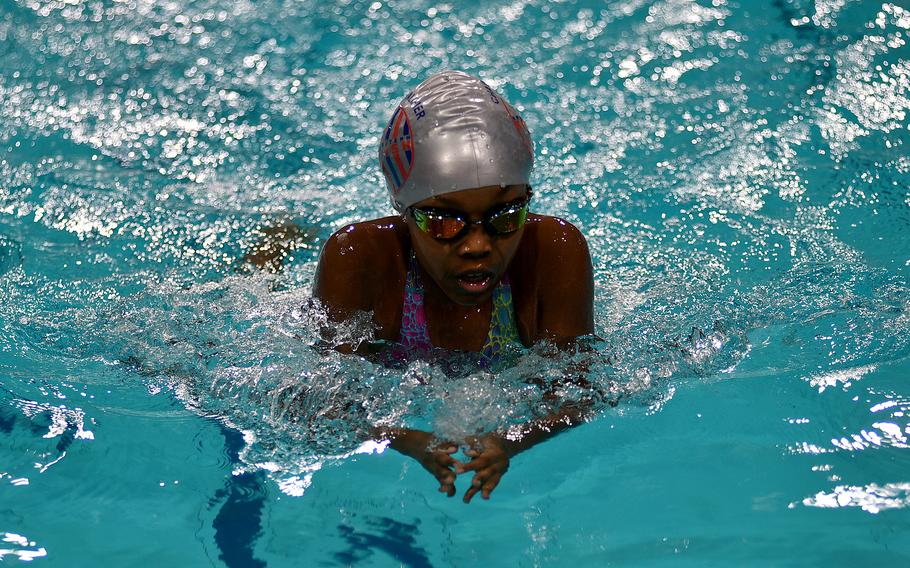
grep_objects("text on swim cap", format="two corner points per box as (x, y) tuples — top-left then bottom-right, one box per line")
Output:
(405, 91), (426, 120)
(480, 81), (501, 105)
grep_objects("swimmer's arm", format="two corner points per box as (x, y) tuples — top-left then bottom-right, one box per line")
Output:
(525, 218), (599, 445)
(496, 401), (592, 454)
(496, 339), (612, 456)
(534, 218), (595, 344)
(313, 225), (380, 326)
(313, 223), (407, 354)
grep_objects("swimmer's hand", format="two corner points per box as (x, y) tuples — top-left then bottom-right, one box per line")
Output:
(455, 404), (591, 503)
(456, 434), (511, 503)
(381, 428), (460, 497)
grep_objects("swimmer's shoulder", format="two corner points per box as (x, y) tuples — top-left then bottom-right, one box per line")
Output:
(516, 213), (594, 340)
(522, 214), (591, 262)
(320, 216), (408, 264)
(315, 216), (409, 321)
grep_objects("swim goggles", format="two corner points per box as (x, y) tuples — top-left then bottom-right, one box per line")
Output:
(408, 192), (531, 241)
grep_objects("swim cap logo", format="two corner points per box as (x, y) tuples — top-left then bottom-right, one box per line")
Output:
(380, 105), (414, 195)
(503, 101), (534, 161)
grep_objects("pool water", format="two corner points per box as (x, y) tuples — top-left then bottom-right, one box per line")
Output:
(2, 0), (910, 565)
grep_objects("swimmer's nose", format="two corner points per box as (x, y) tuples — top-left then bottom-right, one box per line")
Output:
(458, 223), (492, 258)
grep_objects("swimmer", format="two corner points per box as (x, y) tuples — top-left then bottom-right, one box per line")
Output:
(311, 70), (595, 503)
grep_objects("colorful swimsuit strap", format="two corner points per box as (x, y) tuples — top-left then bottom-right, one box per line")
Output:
(399, 252), (520, 364)
(399, 252), (433, 352)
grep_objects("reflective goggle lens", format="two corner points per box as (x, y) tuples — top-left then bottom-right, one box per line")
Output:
(411, 198), (529, 240)
(488, 205), (528, 234)
(430, 215), (466, 239)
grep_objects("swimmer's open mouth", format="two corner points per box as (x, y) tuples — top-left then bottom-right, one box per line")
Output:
(455, 270), (495, 294)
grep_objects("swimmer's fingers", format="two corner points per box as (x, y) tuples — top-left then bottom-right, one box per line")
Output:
(422, 460), (455, 494)
(463, 482), (481, 504)
(463, 466), (505, 503)
(431, 444), (459, 477)
(455, 454), (484, 474)
(432, 450), (459, 472)
(460, 450), (509, 503)
(463, 470), (489, 503)
(390, 430), (459, 497)
(456, 445), (501, 474)
(428, 449), (458, 497)
(434, 467), (456, 497)
(481, 472), (503, 500)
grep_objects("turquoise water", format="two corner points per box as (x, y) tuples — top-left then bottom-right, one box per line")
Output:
(2, 0), (910, 565)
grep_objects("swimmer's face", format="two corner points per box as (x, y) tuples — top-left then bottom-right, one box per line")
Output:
(406, 184), (530, 306)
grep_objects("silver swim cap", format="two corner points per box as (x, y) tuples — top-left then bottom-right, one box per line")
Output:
(379, 70), (534, 212)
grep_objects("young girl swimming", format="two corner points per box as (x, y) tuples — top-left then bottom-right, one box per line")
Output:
(306, 70), (595, 503)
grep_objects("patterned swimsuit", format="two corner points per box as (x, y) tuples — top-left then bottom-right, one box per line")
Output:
(398, 252), (520, 367)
